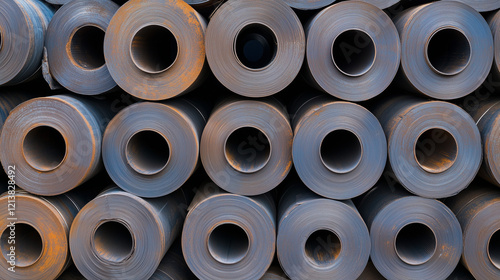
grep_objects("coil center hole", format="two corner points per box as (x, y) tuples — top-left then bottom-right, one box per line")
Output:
(131, 25), (178, 74)
(23, 126), (67, 172)
(331, 29), (376, 77)
(126, 130), (170, 175)
(93, 221), (134, 263)
(305, 229), (341, 267)
(234, 23), (277, 70)
(426, 28), (471, 76)
(395, 223), (437, 265)
(225, 127), (271, 173)
(320, 129), (362, 174)
(70, 25), (106, 70)
(488, 229), (500, 269)
(208, 223), (249, 264)
(414, 128), (458, 173)
(1, 223), (43, 267)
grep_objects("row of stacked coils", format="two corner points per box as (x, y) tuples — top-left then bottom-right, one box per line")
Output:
(0, 0), (500, 279)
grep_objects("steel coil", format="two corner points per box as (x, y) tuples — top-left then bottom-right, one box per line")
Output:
(277, 181), (370, 280)
(282, 0), (335, 10)
(261, 265), (289, 280)
(184, 0), (221, 8)
(291, 93), (386, 199)
(371, 96), (482, 198)
(103, 99), (206, 197)
(445, 182), (500, 280)
(182, 184), (275, 280)
(0, 185), (101, 280)
(104, 0), (207, 100)
(488, 10), (500, 81)
(200, 98), (292, 195)
(70, 187), (190, 280)
(467, 100), (500, 187)
(443, 0), (500, 12)
(149, 239), (195, 280)
(393, 1), (493, 100)
(205, 0), (305, 97)
(353, 0), (399, 10)
(356, 182), (463, 280)
(45, 0), (118, 95)
(304, 1), (400, 101)
(0, 91), (37, 132)
(0, 0), (54, 86)
(0, 95), (113, 196)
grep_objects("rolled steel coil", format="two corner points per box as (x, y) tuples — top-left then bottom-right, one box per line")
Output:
(205, 0), (305, 97)
(200, 98), (292, 195)
(149, 239), (195, 280)
(0, 186), (100, 279)
(104, 0), (207, 100)
(182, 184), (275, 280)
(445, 182), (500, 280)
(291, 93), (386, 199)
(467, 100), (500, 187)
(443, 0), (500, 12)
(0, 95), (113, 196)
(261, 265), (289, 280)
(45, 0), (118, 95)
(103, 99), (206, 197)
(353, 0), (399, 10)
(277, 181), (370, 280)
(371, 95), (482, 198)
(393, 1), (493, 100)
(304, 1), (400, 101)
(0, 0), (54, 86)
(282, 0), (335, 10)
(488, 10), (500, 81)
(356, 182), (463, 280)
(70, 187), (190, 280)
(0, 91), (37, 132)
(184, 0), (221, 8)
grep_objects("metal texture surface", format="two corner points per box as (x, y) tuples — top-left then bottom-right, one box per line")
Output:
(443, 0), (500, 12)
(393, 1), (493, 100)
(0, 0), (54, 86)
(277, 181), (370, 279)
(356, 182), (462, 280)
(371, 95), (482, 198)
(103, 99), (206, 197)
(467, 100), (500, 187)
(352, 0), (399, 10)
(182, 184), (276, 280)
(184, 0), (221, 8)
(0, 95), (114, 195)
(200, 98), (293, 195)
(104, 0), (207, 100)
(205, 0), (305, 97)
(45, 0), (118, 95)
(488, 10), (500, 82)
(0, 185), (100, 279)
(0, 90), (37, 132)
(291, 93), (386, 199)
(445, 182), (500, 280)
(70, 187), (190, 280)
(149, 239), (196, 280)
(282, 0), (336, 10)
(304, 1), (400, 101)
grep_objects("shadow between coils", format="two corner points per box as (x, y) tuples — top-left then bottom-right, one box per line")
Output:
(303, 1), (400, 101)
(0, 95), (115, 195)
(370, 95), (482, 198)
(355, 181), (462, 280)
(291, 92), (386, 199)
(393, 1), (493, 99)
(45, 0), (118, 95)
(277, 181), (370, 279)
(200, 98), (292, 195)
(103, 99), (206, 197)
(0, 0), (54, 86)
(148, 239), (196, 280)
(70, 187), (191, 279)
(445, 181), (500, 280)
(182, 183), (275, 279)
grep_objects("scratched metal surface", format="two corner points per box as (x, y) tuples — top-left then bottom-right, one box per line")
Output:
(0, 94), (114, 195)
(45, 0), (118, 95)
(304, 1), (400, 101)
(0, 0), (54, 86)
(355, 181), (463, 280)
(182, 184), (276, 280)
(277, 180), (370, 279)
(0, 90), (39, 132)
(370, 95), (482, 198)
(291, 92), (387, 199)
